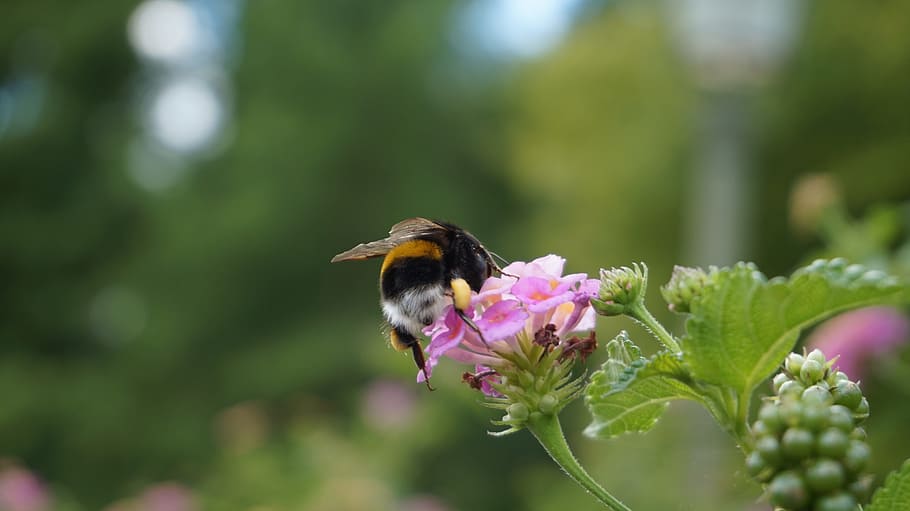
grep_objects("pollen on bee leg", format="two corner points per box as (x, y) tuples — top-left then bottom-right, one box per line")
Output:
(389, 329), (411, 352)
(450, 278), (472, 311)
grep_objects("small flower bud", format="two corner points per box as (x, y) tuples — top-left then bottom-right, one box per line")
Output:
(746, 451), (769, 480)
(832, 380), (862, 409)
(844, 441), (871, 473)
(752, 420), (772, 437)
(538, 393), (559, 415)
(816, 428), (849, 458)
(815, 491), (857, 511)
(756, 436), (782, 467)
(785, 353), (805, 376)
(778, 398), (803, 426)
(800, 403), (829, 431)
(593, 264), (647, 316)
(853, 397), (870, 422)
(768, 470), (809, 510)
(778, 380), (806, 398)
(848, 475), (874, 502)
(660, 265), (711, 313)
(806, 348), (827, 366)
(828, 405), (854, 433)
(827, 370), (850, 385)
(507, 403), (530, 422)
(772, 373), (789, 393)
(800, 359), (826, 384)
(801, 384), (832, 406)
(758, 403), (783, 433)
(806, 459), (845, 493)
(781, 428), (814, 460)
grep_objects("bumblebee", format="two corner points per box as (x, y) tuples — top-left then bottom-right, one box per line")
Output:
(331, 218), (502, 389)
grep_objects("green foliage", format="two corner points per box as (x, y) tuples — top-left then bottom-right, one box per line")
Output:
(683, 259), (904, 395)
(584, 351), (705, 438)
(585, 259), (905, 450)
(869, 460), (910, 511)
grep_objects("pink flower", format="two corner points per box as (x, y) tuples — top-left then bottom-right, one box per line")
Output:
(475, 300), (528, 341)
(418, 255), (599, 392)
(0, 465), (50, 511)
(806, 306), (910, 379)
(361, 379), (417, 431)
(139, 483), (197, 511)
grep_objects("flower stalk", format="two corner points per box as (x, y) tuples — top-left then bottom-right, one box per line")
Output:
(527, 413), (632, 511)
(624, 302), (680, 353)
(592, 263), (681, 353)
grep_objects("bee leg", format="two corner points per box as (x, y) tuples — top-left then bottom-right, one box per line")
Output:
(411, 343), (435, 392)
(391, 328), (435, 391)
(455, 307), (489, 347)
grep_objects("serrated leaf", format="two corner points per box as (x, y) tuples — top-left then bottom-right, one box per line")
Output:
(584, 352), (704, 438)
(683, 259), (904, 395)
(868, 459), (910, 511)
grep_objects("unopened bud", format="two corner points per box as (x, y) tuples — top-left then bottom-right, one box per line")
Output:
(593, 264), (647, 316)
(660, 265), (711, 313)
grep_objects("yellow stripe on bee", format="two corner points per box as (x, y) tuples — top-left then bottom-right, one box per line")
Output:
(380, 239), (443, 274)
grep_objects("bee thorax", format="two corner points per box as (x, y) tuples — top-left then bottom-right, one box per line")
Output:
(381, 285), (446, 336)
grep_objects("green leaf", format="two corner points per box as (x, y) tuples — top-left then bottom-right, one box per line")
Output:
(683, 259), (904, 395)
(868, 459), (910, 511)
(584, 351), (705, 438)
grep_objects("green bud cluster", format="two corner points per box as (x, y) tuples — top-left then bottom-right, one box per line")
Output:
(659, 265), (715, 313)
(747, 349), (872, 511)
(482, 332), (587, 437)
(591, 264), (647, 317)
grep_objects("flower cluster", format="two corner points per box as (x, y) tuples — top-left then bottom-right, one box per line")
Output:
(419, 255), (599, 432)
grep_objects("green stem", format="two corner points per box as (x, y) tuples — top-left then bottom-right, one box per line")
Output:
(627, 304), (681, 353)
(735, 390), (753, 450)
(527, 413), (632, 511)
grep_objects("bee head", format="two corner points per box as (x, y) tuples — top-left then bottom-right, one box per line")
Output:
(445, 229), (495, 292)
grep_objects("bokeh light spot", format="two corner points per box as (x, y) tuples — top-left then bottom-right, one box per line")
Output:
(128, 0), (201, 63)
(148, 77), (224, 153)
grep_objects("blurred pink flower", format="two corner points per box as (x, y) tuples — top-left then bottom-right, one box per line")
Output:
(806, 306), (910, 379)
(419, 254), (599, 391)
(0, 465), (50, 511)
(400, 494), (450, 511)
(361, 379), (417, 431)
(139, 482), (197, 511)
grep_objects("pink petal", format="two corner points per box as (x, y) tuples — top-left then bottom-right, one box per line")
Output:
(526, 254), (566, 277)
(476, 300), (529, 342)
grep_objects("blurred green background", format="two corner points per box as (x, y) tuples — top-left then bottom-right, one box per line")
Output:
(2, 1), (910, 510)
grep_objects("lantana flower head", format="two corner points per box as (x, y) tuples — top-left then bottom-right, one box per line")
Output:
(419, 255), (600, 433)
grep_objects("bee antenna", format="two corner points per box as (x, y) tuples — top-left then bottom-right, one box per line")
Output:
(489, 250), (509, 266)
(485, 250), (516, 277)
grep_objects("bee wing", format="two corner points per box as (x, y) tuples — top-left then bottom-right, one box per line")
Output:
(330, 239), (399, 262)
(330, 217), (444, 262)
(387, 217), (444, 239)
